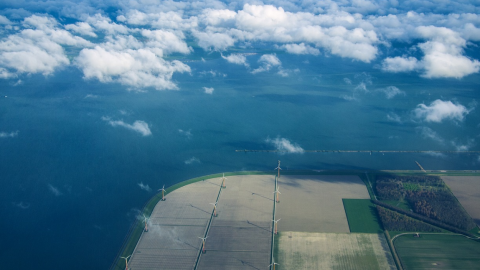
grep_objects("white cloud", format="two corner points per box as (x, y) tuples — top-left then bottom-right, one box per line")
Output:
(382, 26), (480, 78)
(266, 137), (304, 153)
(0, 130), (18, 138)
(102, 116), (152, 136)
(137, 182), (152, 192)
(221, 53), (248, 66)
(343, 78), (352, 85)
(65, 22), (97, 37)
(279, 43), (320, 55)
(413, 99), (470, 123)
(0, 15), (91, 77)
(185, 157), (200, 164)
(84, 14), (129, 35)
(203, 87), (214, 94)
(376, 86), (405, 99)
(76, 46), (190, 90)
(48, 184), (62, 196)
(252, 54), (281, 74)
(382, 56), (419, 72)
(141, 29), (191, 56)
(193, 31), (235, 51)
(416, 126), (444, 144)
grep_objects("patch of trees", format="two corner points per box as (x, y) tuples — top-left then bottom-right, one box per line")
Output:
(372, 200), (476, 237)
(375, 175), (444, 200)
(376, 205), (441, 232)
(374, 174), (476, 231)
(406, 190), (476, 231)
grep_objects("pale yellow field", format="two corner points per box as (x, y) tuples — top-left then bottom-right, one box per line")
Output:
(275, 232), (396, 270)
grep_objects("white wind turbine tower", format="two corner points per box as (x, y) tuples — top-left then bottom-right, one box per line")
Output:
(143, 214), (149, 232)
(221, 173), (227, 188)
(210, 202), (218, 217)
(273, 187), (281, 203)
(275, 160), (281, 178)
(273, 218), (281, 234)
(120, 254), (131, 270)
(199, 236), (208, 253)
(269, 260), (279, 270)
(158, 185), (166, 201)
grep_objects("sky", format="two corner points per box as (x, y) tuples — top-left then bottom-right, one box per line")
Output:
(1, 0), (480, 269)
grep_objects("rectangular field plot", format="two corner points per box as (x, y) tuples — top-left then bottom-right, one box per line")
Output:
(128, 178), (222, 270)
(343, 199), (383, 233)
(276, 232), (396, 270)
(276, 175), (370, 233)
(394, 234), (480, 269)
(441, 176), (480, 228)
(196, 175), (275, 270)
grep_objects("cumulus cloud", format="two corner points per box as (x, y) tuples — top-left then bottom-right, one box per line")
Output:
(413, 99), (470, 123)
(48, 184), (62, 196)
(0, 130), (18, 138)
(65, 22), (97, 37)
(416, 126), (444, 144)
(278, 43), (320, 55)
(137, 182), (152, 192)
(102, 116), (152, 136)
(266, 137), (304, 153)
(203, 87), (214, 94)
(383, 26), (480, 78)
(193, 31), (235, 51)
(184, 157), (200, 164)
(76, 46), (190, 90)
(0, 15), (91, 77)
(252, 54), (281, 74)
(221, 53), (248, 66)
(382, 57), (419, 73)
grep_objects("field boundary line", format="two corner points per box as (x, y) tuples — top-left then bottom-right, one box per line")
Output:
(193, 178), (224, 270)
(269, 175), (277, 270)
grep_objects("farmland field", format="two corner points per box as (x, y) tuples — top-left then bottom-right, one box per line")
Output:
(275, 232), (396, 270)
(442, 176), (480, 227)
(276, 175), (370, 233)
(343, 199), (383, 233)
(394, 234), (480, 269)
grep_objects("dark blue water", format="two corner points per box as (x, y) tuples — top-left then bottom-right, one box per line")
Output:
(1, 48), (479, 269)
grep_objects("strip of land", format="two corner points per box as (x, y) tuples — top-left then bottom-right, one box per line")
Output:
(196, 175), (275, 270)
(128, 178), (222, 270)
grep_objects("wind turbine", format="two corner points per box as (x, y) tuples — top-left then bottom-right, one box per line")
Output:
(269, 260), (279, 270)
(210, 202), (218, 217)
(273, 218), (281, 234)
(158, 185), (166, 201)
(221, 173), (227, 188)
(273, 187), (281, 203)
(143, 214), (149, 232)
(120, 254), (131, 270)
(199, 236), (208, 253)
(275, 160), (282, 178)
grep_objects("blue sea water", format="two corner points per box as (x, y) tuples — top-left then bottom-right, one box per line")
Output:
(1, 46), (479, 269)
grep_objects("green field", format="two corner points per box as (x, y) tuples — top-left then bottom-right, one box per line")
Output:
(343, 199), (383, 233)
(394, 234), (480, 269)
